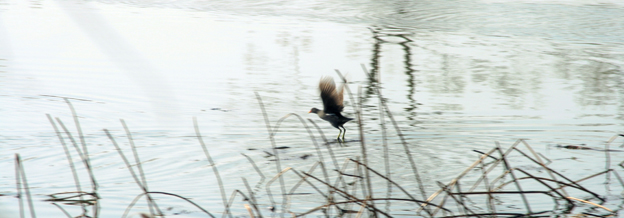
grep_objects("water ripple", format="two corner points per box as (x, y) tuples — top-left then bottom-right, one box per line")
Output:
(87, 0), (624, 45)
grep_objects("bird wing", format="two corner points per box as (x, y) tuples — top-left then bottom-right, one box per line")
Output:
(336, 80), (344, 108)
(319, 77), (344, 114)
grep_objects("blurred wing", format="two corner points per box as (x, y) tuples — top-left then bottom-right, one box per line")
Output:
(336, 82), (344, 108)
(319, 77), (344, 113)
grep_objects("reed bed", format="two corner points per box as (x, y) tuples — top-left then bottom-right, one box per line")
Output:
(10, 69), (624, 217)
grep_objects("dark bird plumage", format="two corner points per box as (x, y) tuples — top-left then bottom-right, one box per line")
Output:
(309, 77), (353, 141)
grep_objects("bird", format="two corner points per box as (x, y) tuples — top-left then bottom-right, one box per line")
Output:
(309, 76), (353, 141)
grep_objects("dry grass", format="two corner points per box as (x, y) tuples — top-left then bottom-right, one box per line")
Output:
(11, 68), (624, 217)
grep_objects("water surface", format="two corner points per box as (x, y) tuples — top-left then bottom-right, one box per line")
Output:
(1, 0), (623, 216)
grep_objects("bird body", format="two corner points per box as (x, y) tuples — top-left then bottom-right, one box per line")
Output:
(310, 108), (352, 129)
(309, 77), (353, 141)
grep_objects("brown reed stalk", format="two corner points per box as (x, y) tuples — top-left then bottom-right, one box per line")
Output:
(512, 169), (574, 209)
(450, 191), (554, 195)
(15, 154), (36, 218)
(349, 159), (433, 212)
(604, 134), (620, 182)
(46, 115), (85, 208)
(375, 74), (393, 213)
(240, 153), (266, 185)
(45, 192), (95, 203)
(122, 192), (215, 218)
(15, 154), (24, 218)
(335, 69), (372, 215)
(356, 85), (377, 217)
(332, 158), (355, 194)
(537, 152), (551, 165)
(610, 170), (624, 188)
(377, 75), (390, 179)
(567, 197), (612, 212)
(254, 92), (287, 212)
(285, 163), (317, 213)
(488, 170), (512, 192)
(354, 156), (371, 217)
(566, 170), (611, 188)
(440, 211), (550, 217)
(495, 144), (532, 214)
(477, 153), (496, 215)
(300, 172), (392, 217)
(493, 175), (601, 201)
(292, 167), (346, 216)
(242, 177), (263, 217)
(192, 117), (232, 218)
(224, 190), (257, 216)
(270, 113), (336, 185)
(266, 167), (294, 208)
(512, 148), (603, 201)
(50, 203), (72, 218)
(103, 129), (144, 189)
(244, 204), (255, 217)
(121, 119), (162, 217)
(306, 118), (347, 215)
(344, 157), (362, 215)
(437, 181), (476, 216)
(105, 129), (175, 218)
(455, 179), (467, 215)
(64, 98), (98, 192)
(299, 198), (450, 217)
(466, 142), (521, 193)
(306, 119), (341, 177)
(55, 118), (91, 215)
(519, 140), (569, 197)
(424, 147), (498, 216)
(281, 165), (342, 215)
(306, 119), (346, 185)
(285, 162), (325, 204)
(330, 158), (358, 216)
(468, 157), (504, 192)
(361, 66), (429, 210)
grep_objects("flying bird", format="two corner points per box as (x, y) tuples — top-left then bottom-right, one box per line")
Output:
(309, 77), (353, 141)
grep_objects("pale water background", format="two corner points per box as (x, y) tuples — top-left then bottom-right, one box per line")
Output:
(1, 0), (624, 217)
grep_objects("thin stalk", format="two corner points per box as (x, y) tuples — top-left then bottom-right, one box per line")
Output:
(356, 86), (375, 217)
(241, 153), (266, 183)
(361, 66), (428, 211)
(425, 147), (499, 216)
(266, 167), (294, 208)
(193, 117), (231, 218)
(46, 114), (85, 206)
(16, 154), (36, 218)
(301, 172), (392, 217)
(495, 145), (532, 214)
(605, 134), (620, 182)
(519, 140), (568, 196)
(254, 92), (287, 213)
(477, 154), (496, 215)
(15, 153), (24, 218)
(64, 98), (98, 191)
(55, 118), (89, 215)
(51, 203), (72, 218)
(242, 177), (263, 217)
(121, 119), (161, 216)
(122, 192), (215, 218)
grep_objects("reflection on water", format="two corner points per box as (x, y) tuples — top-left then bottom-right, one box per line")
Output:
(367, 27), (421, 121)
(577, 60), (621, 107)
(1, 0), (624, 216)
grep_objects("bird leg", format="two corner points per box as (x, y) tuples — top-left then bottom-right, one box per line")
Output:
(341, 126), (346, 141)
(337, 128), (343, 142)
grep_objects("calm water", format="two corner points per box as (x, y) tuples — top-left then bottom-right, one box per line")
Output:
(1, 0), (623, 217)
